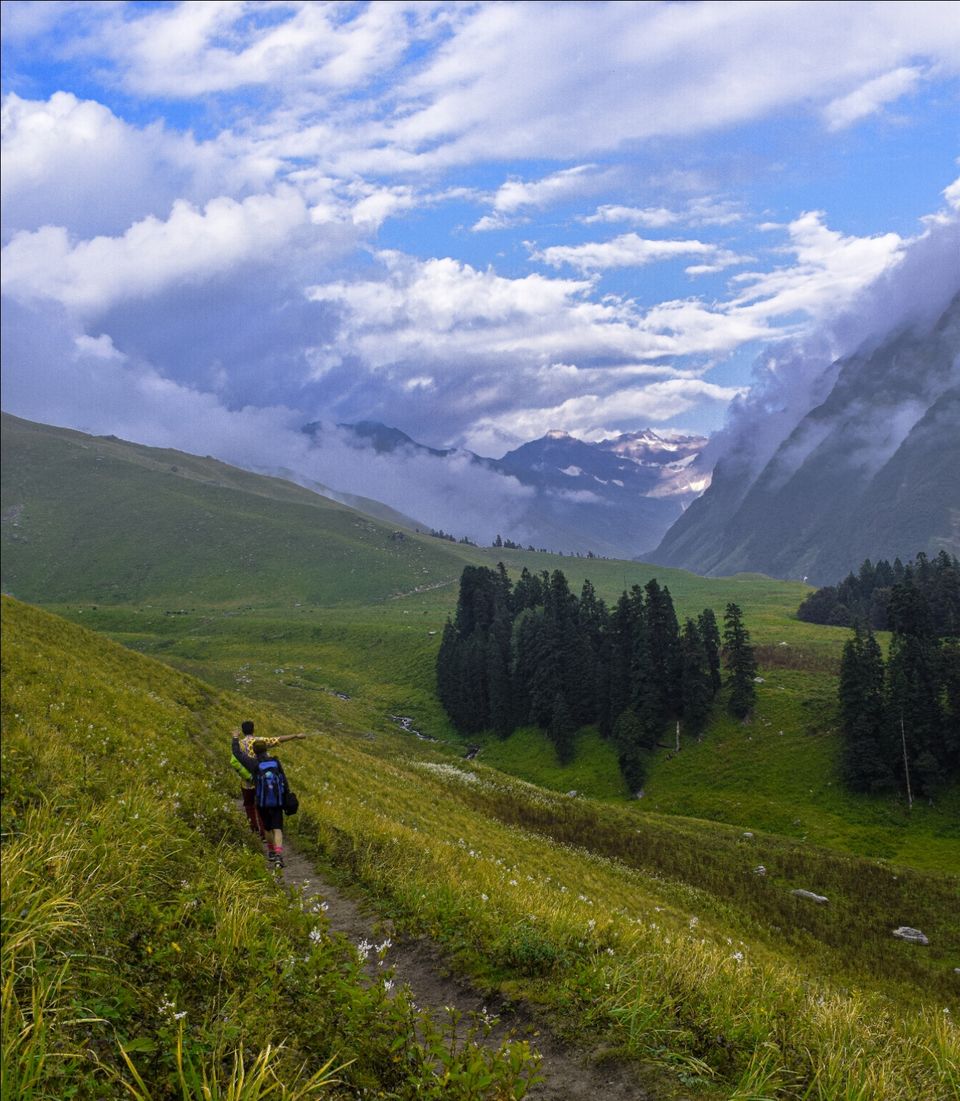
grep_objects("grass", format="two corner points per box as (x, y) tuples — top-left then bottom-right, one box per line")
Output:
(4, 596), (958, 1100)
(1, 596), (541, 1100)
(54, 586), (957, 873)
(4, 413), (960, 1097)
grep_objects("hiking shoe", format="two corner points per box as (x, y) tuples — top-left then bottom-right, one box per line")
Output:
(274, 853), (286, 869)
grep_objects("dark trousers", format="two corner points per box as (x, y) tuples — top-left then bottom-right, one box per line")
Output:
(241, 787), (264, 836)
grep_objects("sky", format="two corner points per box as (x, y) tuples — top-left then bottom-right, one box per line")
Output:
(2, 0), (959, 538)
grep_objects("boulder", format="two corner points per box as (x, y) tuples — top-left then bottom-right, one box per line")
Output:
(791, 889), (828, 905)
(892, 926), (929, 945)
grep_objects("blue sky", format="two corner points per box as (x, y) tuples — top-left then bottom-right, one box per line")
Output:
(1, 1), (958, 534)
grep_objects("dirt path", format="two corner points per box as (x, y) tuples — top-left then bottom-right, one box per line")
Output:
(278, 846), (657, 1100)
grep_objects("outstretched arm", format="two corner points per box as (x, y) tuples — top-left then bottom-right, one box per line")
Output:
(274, 733), (308, 744)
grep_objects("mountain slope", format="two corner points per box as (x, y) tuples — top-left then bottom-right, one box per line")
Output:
(653, 293), (960, 583)
(0, 413), (471, 605)
(320, 422), (707, 557)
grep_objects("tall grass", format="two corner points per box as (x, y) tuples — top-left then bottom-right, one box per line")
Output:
(1, 597), (540, 1100)
(4, 594), (957, 1100)
(285, 750), (958, 1099)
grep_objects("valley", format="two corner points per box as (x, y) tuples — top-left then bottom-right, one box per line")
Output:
(2, 414), (958, 1100)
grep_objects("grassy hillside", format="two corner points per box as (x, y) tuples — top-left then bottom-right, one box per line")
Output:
(5, 413), (957, 875)
(1, 597), (540, 1099)
(3, 597), (958, 1101)
(1, 412), (468, 606)
(55, 575), (958, 873)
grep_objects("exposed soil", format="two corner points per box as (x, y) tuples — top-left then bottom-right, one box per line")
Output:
(277, 845), (660, 1100)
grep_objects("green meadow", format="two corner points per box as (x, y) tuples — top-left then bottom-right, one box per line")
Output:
(3, 413), (959, 1099)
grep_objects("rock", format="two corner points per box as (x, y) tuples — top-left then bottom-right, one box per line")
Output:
(566, 790), (579, 798)
(791, 889), (828, 905)
(754, 865), (767, 876)
(892, 926), (929, 945)
(754, 676), (765, 683)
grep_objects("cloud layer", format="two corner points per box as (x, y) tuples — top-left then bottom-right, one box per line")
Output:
(2, 1), (959, 540)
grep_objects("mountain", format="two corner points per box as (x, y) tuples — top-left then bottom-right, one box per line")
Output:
(652, 292), (960, 584)
(307, 421), (708, 558)
(304, 419), (453, 459)
(0, 412), (472, 605)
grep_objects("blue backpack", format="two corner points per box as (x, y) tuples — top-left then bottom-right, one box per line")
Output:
(255, 757), (287, 808)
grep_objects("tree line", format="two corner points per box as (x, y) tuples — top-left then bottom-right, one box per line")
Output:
(838, 576), (960, 800)
(797, 550), (960, 633)
(437, 565), (757, 791)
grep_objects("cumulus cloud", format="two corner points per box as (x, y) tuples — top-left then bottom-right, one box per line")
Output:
(306, 252), (682, 368)
(491, 165), (612, 213)
(2, 190), (312, 313)
(84, 1), (440, 99)
(730, 211), (906, 325)
(0, 92), (277, 240)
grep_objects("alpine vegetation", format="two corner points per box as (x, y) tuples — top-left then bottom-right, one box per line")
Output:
(437, 565), (750, 790)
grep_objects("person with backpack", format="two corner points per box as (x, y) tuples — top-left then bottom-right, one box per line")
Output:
(233, 738), (297, 868)
(231, 720), (305, 839)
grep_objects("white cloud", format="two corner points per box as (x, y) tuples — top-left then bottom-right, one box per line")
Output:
(2, 190), (312, 313)
(1, 92), (276, 239)
(367, 1), (960, 169)
(584, 198), (742, 228)
(463, 378), (743, 453)
(492, 165), (610, 213)
(350, 186), (418, 230)
(585, 205), (681, 228)
(533, 232), (719, 273)
(307, 251), (696, 369)
(94, 1), (438, 99)
(823, 66), (924, 130)
(731, 211), (906, 323)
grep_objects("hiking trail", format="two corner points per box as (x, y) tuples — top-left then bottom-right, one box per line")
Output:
(279, 846), (659, 1100)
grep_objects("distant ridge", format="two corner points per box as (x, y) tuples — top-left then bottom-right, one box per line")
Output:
(306, 420), (708, 558)
(651, 292), (960, 584)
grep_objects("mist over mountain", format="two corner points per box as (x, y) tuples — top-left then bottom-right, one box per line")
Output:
(302, 420), (707, 557)
(652, 249), (960, 585)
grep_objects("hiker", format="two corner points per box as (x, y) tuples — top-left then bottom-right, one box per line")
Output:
(233, 737), (297, 868)
(231, 720), (305, 839)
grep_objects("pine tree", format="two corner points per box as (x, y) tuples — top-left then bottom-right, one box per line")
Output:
(599, 592), (635, 738)
(487, 579), (515, 738)
(698, 607), (722, 695)
(436, 619), (463, 726)
(612, 709), (648, 793)
(680, 618), (713, 738)
(723, 603), (757, 720)
(838, 627), (892, 792)
(887, 630), (944, 797)
(548, 692), (576, 765)
(630, 579), (680, 747)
